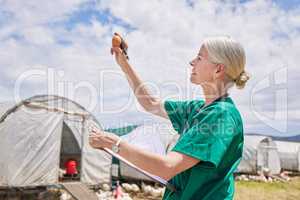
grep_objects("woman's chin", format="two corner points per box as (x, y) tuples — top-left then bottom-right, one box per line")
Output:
(190, 77), (202, 85)
(190, 76), (194, 82)
(190, 76), (197, 84)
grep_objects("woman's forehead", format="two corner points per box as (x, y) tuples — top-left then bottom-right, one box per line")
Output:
(198, 45), (208, 57)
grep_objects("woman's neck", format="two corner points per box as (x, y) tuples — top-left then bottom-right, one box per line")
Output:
(202, 84), (228, 107)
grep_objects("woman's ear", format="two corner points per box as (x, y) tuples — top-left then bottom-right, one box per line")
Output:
(215, 64), (226, 79)
(216, 63), (225, 72)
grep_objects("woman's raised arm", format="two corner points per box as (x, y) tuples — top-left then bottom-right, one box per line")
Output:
(111, 46), (169, 119)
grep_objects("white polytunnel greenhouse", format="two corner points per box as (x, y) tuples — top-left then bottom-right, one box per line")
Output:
(237, 135), (281, 174)
(274, 140), (300, 172)
(0, 95), (112, 187)
(0, 95), (180, 187)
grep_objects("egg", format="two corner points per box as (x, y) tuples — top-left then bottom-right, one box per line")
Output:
(111, 32), (129, 59)
(112, 33), (122, 47)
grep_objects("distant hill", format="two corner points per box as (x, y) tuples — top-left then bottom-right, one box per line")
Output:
(105, 124), (140, 136)
(272, 135), (300, 142)
(245, 133), (300, 142)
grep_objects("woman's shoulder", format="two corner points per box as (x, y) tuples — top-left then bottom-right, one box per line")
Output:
(200, 97), (243, 124)
(169, 99), (205, 113)
(208, 97), (239, 113)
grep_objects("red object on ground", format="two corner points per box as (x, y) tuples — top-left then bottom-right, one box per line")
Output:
(113, 184), (123, 200)
(65, 159), (78, 175)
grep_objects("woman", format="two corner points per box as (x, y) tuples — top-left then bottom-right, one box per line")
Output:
(89, 36), (250, 199)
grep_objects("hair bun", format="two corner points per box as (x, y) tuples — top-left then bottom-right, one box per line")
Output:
(235, 71), (250, 89)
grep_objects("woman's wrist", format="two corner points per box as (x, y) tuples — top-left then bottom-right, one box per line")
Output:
(104, 132), (122, 150)
(111, 137), (122, 153)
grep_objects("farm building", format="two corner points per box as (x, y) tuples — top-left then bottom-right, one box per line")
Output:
(0, 95), (112, 187)
(274, 140), (300, 172)
(237, 135), (281, 174)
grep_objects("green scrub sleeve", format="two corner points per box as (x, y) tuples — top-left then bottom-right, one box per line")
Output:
(164, 100), (192, 135)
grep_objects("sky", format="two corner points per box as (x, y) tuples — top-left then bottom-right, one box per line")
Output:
(0, 0), (299, 136)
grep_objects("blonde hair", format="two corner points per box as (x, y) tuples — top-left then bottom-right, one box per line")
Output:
(203, 36), (250, 89)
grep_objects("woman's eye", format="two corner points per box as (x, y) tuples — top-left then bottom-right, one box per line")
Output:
(197, 56), (201, 60)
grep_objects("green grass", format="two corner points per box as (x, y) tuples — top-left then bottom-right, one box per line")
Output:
(132, 177), (300, 200)
(234, 177), (300, 200)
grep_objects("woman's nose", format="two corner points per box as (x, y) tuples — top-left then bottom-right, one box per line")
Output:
(189, 60), (194, 66)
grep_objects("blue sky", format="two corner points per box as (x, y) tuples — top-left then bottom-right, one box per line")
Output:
(0, 0), (299, 136)
(270, 0), (300, 10)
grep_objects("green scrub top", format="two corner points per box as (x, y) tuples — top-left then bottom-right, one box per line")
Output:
(162, 97), (244, 200)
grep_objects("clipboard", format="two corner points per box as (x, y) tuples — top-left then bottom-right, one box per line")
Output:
(87, 121), (176, 193)
(102, 147), (176, 193)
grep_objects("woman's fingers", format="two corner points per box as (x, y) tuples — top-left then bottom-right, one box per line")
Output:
(111, 47), (127, 60)
(90, 133), (97, 137)
(89, 126), (104, 135)
(89, 134), (103, 148)
(111, 46), (123, 54)
(91, 127), (100, 133)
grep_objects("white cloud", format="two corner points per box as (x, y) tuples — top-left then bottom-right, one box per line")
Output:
(0, 0), (299, 133)
(22, 27), (54, 45)
(1, 0), (86, 26)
